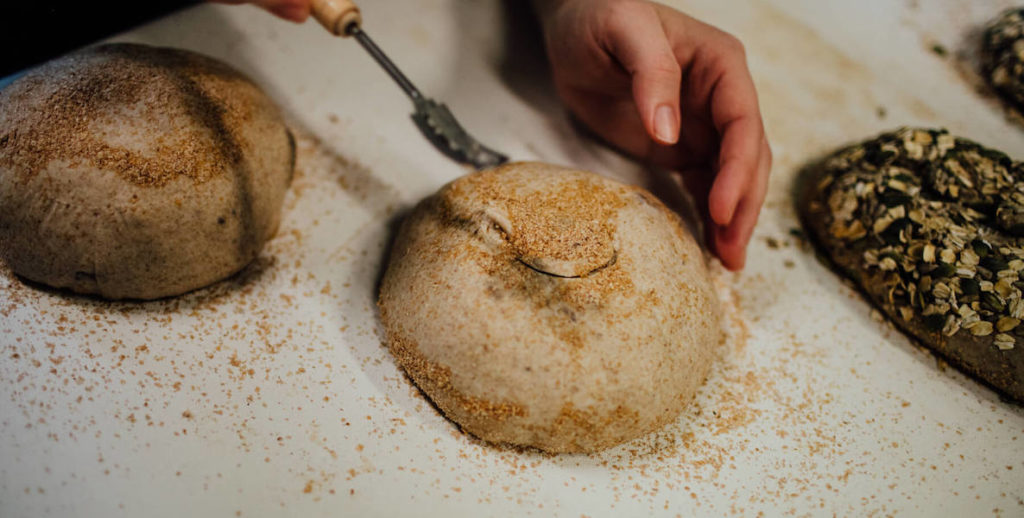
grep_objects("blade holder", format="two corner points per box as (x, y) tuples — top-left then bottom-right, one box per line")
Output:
(349, 27), (508, 170)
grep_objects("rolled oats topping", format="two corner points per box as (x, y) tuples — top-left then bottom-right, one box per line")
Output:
(983, 8), (1024, 110)
(808, 128), (1023, 351)
(801, 128), (1024, 400)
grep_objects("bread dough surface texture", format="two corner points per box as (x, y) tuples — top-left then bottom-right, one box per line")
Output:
(379, 162), (722, 453)
(0, 43), (294, 299)
(799, 127), (1024, 402)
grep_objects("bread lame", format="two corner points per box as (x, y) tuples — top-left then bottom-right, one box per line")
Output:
(311, 0), (508, 170)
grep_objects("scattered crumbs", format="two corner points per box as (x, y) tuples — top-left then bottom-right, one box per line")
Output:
(0, 129), (394, 509)
(787, 227), (811, 251)
(876, 106), (887, 119)
(0, 121), (1019, 516)
(931, 43), (948, 57)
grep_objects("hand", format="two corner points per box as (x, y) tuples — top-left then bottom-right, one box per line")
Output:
(535, 0), (771, 270)
(211, 0), (312, 22)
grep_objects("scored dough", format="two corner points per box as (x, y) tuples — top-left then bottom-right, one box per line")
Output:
(379, 162), (722, 453)
(0, 43), (294, 299)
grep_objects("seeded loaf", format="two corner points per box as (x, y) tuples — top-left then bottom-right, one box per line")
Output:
(983, 8), (1024, 111)
(378, 162), (722, 453)
(0, 43), (294, 299)
(800, 128), (1024, 402)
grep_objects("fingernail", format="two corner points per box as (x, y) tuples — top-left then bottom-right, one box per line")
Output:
(654, 105), (678, 144)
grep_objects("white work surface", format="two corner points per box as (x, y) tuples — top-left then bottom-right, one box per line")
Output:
(2, 0), (1023, 516)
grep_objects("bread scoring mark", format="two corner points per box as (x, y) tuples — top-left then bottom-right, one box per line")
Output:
(0, 44), (283, 194)
(160, 59), (259, 263)
(0, 43), (294, 299)
(284, 127), (297, 186)
(439, 165), (625, 279)
(516, 250), (618, 279)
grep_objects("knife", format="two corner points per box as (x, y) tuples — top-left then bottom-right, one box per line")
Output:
(310, 0), (508, 170)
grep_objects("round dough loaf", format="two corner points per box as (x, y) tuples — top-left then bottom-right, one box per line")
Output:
(0, 43), (294, 299)
(379, 162), (721, 453)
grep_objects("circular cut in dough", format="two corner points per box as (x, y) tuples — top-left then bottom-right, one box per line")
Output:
(379, 162), (722, 453)
(0, 43), (294, 299)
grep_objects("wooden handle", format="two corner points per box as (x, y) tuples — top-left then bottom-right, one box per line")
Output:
(311, 0), (362, 36)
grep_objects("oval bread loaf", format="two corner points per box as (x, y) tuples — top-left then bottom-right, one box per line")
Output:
(800, 128), (1024, 402)
(0, 43), (294, 299)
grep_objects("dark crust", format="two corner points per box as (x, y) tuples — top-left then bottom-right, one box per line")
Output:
(798, 128), (1023, 403)
(982, 8), (1024, 111)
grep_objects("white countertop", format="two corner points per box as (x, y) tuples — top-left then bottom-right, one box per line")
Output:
(2, 0), (1023, 516)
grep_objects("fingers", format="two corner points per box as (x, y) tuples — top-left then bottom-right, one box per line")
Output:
(700, 39), (763, 226)
(713, 136), (772, 271)
(707, 115), (761, 226)
(210, 0), (311, 22)
(682, 27), (768, 270)
(259, 0), (311, 22)
(601, 5), (683, 146)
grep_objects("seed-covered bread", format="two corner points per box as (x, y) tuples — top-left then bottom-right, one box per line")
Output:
(378, 162), (722, 453)
(983, 8), (1024, 111)
(0, 43), (294, 299)
(799, 128), (1024, 401)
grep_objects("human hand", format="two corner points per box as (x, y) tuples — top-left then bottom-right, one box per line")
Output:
(211, 0), (312, 22)
(534, 0), (771, 270)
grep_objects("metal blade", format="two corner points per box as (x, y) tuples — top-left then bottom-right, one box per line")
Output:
(411, 98), (508, 170)
(349, 26), (508, 170)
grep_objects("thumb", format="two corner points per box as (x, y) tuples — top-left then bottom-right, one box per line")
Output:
(603, 8), (682, 145)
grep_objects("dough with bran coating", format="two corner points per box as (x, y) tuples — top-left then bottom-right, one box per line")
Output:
(379, 162), (722, 453)
(0, 43), (294, 299)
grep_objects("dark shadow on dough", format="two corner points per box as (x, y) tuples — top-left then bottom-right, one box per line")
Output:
(6, 254), (277, 311)
(642, 167), (706, 247)
(372, 205), (413, 302)
(371, 210), (466, 438)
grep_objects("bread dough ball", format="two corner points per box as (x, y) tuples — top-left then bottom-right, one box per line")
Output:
(379, 162), (721, 453)
(0, 44), (294, 299)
